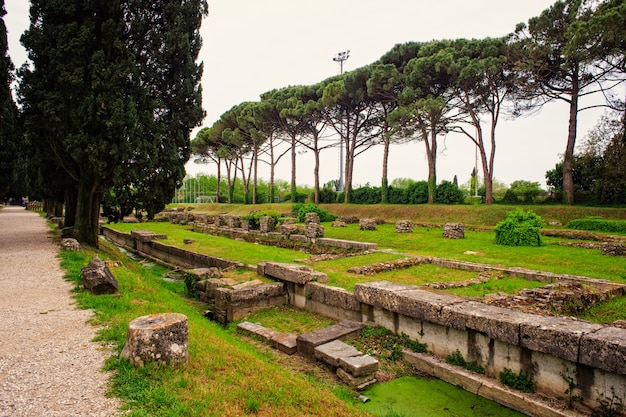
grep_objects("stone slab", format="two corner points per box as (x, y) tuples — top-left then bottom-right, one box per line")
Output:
(336, 367), (376, 390)
(354, 281), (464, 324)
(315, 340), (362, 368)
(520, 316), (603, 363)
(271, 333), (298, 355)
(237, 322), (280, 343)
(339, 354), (379, 377)
(306, 282), (361, 312)
(297, 320), (366, 359)
(316, 238), (377, 251)
(442, 301), (538, 344)
(579, 326), (626, 374)
(258, 261), (328, 284)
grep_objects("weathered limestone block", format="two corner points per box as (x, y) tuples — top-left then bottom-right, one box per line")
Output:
(258, 261), (328, 284)
(354, 281), (464, 325)
(213, 283), (286, 323)
(305, 282), (361, 313)
(259, 216), (276, 233)
(121, 313), (188, 367)
(395, 220), (413, 233)
(297, 320), (366, 359)
(580, 326), (626, 374)
(315, 340), (362, 368)
(305, 223), (324, 239)
(316, 238), (377, 251)
(61, 238), (81, 252)
(305, 212), (320, 224)
(81, 256), (119, 295)
(131, 229), (167, 242)
(442, 301), (538, 344)
(443, 222), (465, 239)
(339, 354), (379, 377)
(336, 368), (376, 390)
(359, 218), (377, 231)
(520, 316), (604, 363)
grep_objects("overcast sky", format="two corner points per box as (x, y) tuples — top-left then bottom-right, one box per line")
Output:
(4, 1), (614, 189)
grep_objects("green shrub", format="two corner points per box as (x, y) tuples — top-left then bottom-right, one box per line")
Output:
(494, 208), (545, 247)
(407, 181), (429, 204)
(351, 185), (382, 204)
(292, 203), (337, 223)
(567, 217), (626, 234)
(435, 180), (465, 204)
(499, 368), (535, 393)
(318, 187), (338, 204)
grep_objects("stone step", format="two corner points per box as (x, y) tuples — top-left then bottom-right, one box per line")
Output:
(314, 339), (362, 368)
(339, 354), (379, 377)
(296, 320), (366, 359)
(237, 322), (297, 355)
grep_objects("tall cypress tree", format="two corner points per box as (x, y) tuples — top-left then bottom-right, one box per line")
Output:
(20, 0), (207, 244)
(0, 0), (19, 199)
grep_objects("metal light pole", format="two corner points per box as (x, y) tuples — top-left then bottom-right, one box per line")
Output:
(333, 50), (350, 192)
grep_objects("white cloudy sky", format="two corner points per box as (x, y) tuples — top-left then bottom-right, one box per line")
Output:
(4, 1), (613, 189)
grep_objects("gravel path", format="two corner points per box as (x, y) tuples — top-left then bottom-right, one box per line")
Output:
(0, 206), (122, 416)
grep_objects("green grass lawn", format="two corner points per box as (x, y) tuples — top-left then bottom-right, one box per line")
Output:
(108, 220), (626, 284)
(106, 218), (626, 323)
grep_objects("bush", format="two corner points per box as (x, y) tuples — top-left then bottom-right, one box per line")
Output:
(435, 180), (465, 204)
(318, 187), (338, 204)
(407, 181), (429, 204)
(567, 217), (626, 234)
(292, 203), (337, 223)
(387, 186), (409, 204)
(351, 185), (382, 204)
(494, 208), (545, 247)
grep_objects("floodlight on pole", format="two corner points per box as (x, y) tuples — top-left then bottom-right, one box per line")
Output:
(333, 50), (350, 75)
(333, 50), (350, 192)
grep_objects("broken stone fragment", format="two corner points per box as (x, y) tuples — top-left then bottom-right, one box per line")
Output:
(81, 256), (118, 295)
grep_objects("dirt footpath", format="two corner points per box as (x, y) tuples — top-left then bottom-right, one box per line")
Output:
(0, 206), (121, 416)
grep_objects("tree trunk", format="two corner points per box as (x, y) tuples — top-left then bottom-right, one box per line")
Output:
(313, 146), (320, 204)
(381, 136), (390, 204)
(563, 76), (579, 205)
(74, 177), (100, 247)
(344, 134), (354, 204)
(290, 134), (297, 200)
(215, 158), (221, 203)
(252, 145), (258, 204)
(426, 127), (437, 204)
(64, 188), (77, 227)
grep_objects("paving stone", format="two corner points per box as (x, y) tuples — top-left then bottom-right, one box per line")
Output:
(296, 320), (366, 359)
(339, 354), (379, 377)
(314, 340), (362, 368)
(271, 333), (298, 355)
(237, 321), (280, 343)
